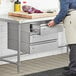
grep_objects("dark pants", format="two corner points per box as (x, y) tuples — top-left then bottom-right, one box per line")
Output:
(68, 44), (76, 72)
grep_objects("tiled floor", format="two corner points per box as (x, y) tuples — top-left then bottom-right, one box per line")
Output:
(0, 53), (69, 76)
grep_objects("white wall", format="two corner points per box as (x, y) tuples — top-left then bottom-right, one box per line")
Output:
(26, 0), (59, 11)
(0, 0), (60, 14)
(0, 0), (13, 14)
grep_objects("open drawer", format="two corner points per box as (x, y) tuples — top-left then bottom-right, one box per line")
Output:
(30, 23), (58, 36)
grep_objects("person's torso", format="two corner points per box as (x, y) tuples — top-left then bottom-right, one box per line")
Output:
(69, 0), (76, 9)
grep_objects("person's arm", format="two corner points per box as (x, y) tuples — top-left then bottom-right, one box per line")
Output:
(54, 0), (69, 24)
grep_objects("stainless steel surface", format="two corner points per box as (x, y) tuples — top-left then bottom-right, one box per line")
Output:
(17, 23), (21, 73)
(0, 14), (65, 73)
(0, 53), (24, 59)
(30, 40), (58, 54)
(40, 25), (57, 35)
(0, 59), (17, 64)
(0, 14), (55, 23)
(30, 33), (57, 43)
(8, 23), (30, 54)
(30, 39), (57, 46)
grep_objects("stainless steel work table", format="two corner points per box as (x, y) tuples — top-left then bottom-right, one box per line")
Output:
(0, 14), (64, 73)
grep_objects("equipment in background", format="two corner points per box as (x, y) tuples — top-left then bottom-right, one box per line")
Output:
(14, 0), (21, 12)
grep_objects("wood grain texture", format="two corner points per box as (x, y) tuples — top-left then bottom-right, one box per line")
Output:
(8, 12), (57, 19)
(0, 53), (69, 76)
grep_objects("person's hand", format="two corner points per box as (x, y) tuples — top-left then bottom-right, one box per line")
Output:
(48, 20), (55, 27)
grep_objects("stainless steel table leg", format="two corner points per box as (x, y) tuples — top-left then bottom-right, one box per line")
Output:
(17, 24), (21, 73)
(67, 45), (69, 54)
(7, 22), (30, 73)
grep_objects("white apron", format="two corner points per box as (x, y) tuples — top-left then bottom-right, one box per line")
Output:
(64, 10), (76, 44)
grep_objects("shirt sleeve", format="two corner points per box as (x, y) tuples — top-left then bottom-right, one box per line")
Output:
(54, 0), (69, 24)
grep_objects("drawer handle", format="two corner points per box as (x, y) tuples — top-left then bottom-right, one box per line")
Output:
(40, 24), (48, 27)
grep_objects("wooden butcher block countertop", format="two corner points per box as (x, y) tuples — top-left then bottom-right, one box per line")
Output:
(8, 12), (57, 19)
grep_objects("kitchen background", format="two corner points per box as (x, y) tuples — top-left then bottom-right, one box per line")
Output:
(0, 0), (67, 64)
(0, 0), (59, 14)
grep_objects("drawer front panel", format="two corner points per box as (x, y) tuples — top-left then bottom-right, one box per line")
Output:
(40, 25), (57, 35)
(30, 41), (58, 53)
(56, 23), (64, 32)
(30, 33), (58, 43)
